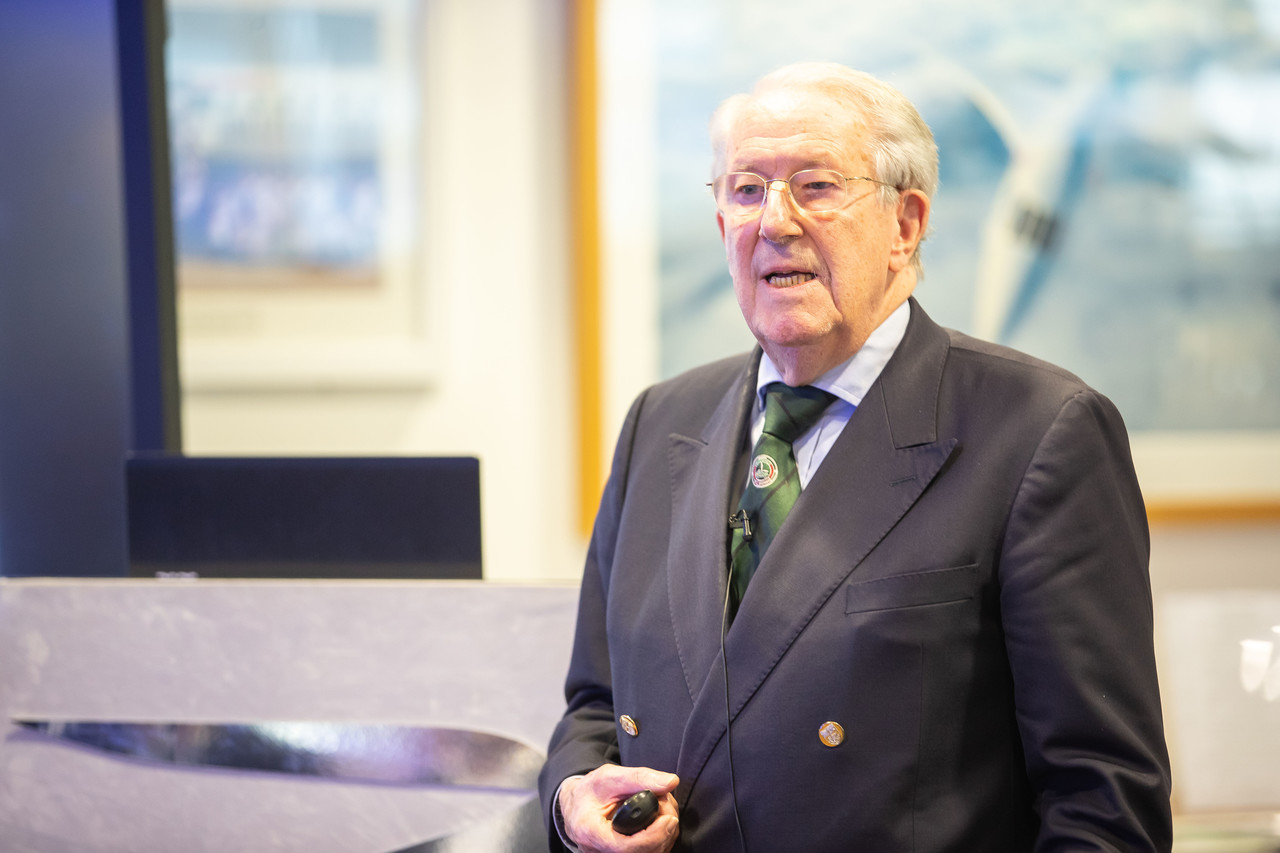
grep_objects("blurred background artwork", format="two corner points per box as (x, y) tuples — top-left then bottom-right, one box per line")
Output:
(168, 7), (382, 281)
(166, 0), (426, 389)
(1161, 591), (1280, 848)
(1241, 633), (1280, 702)
(649, 0), (1280, 447)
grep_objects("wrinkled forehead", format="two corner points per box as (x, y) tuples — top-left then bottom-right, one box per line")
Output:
(716, 87), (871, 174)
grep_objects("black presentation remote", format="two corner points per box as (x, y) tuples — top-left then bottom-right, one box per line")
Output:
(611, 789), (659, 836)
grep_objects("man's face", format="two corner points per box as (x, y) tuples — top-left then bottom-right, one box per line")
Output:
(717, 89), (920, 379)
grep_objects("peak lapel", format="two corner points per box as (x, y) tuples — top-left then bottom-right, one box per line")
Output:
(665, 354), (757, 704)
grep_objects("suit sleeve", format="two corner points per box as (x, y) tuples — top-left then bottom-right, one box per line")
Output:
(999, 389), (1173, 851)
(537, 391), (647, 850)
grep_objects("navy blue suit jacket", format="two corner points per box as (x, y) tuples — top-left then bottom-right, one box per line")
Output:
(540, 300), (1172, 851)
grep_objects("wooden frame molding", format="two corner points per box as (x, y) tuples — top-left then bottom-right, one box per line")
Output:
(571, 0), (603, 535)
(1147, 501), (1280, 525)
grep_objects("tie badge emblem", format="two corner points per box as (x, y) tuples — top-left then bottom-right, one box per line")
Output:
(750, 454), (779, 488)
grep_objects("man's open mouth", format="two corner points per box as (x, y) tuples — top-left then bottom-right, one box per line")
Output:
(766, 272), (816, 287)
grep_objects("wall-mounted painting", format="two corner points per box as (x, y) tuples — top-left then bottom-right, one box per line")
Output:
(166, 0), (427, 390)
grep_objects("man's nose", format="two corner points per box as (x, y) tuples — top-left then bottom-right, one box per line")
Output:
(758, 180), (803, 242)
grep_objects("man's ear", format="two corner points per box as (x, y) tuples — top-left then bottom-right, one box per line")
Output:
(717, 210), (727, 242)
(888, 189), (929, 273)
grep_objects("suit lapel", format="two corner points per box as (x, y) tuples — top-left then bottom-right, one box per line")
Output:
(665, 353), (758, 703)
(672, 300), (959, 796)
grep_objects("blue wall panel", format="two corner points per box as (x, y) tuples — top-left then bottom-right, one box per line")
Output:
(0, 0), (133, 575)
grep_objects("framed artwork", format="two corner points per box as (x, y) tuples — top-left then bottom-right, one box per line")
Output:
(165, 0), (427, 390)
(1160, 591), (1280, 815)
(596, 0), (1280, 512)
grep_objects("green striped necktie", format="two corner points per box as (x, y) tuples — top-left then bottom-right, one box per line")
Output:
(729, 382), (837, 617)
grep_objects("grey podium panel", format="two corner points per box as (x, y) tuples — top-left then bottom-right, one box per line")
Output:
(0, 579), (579, 853)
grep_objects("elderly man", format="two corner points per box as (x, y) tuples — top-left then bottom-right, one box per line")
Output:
(539, 62), (1172, 852)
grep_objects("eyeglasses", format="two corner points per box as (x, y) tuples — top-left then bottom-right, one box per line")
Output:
(707, 169), (895, 217)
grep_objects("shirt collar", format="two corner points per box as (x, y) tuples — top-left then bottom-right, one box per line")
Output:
(756, 299), (911, 410)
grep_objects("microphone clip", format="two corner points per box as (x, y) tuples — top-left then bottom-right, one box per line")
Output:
(728, 510), (753, 542)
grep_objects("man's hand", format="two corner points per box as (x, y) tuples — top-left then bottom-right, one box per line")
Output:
(559, 764), (680, 853)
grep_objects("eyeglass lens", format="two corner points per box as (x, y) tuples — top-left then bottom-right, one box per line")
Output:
(713, 170), (851, 214)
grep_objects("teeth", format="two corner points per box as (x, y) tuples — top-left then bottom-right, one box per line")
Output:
(767, 272), (814, 287)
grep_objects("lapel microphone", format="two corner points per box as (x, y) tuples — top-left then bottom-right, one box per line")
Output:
(728, 509), (753, 541)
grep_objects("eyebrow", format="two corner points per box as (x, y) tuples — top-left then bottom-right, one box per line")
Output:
(726, 160), (842, 176)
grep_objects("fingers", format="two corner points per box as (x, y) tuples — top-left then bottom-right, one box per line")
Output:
(560, 765), (680, 853)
